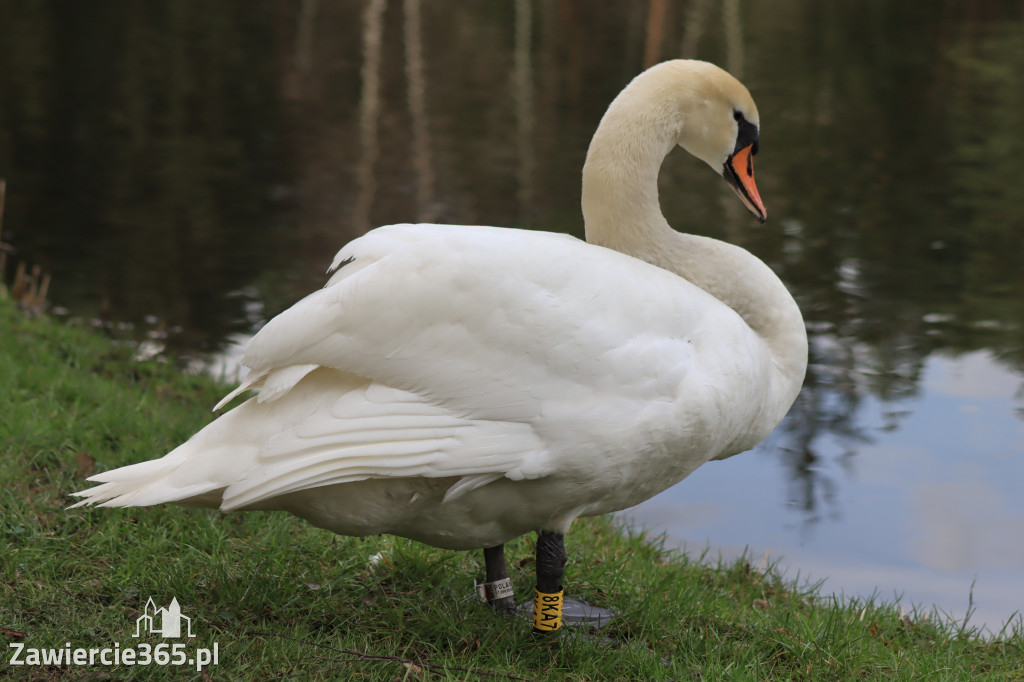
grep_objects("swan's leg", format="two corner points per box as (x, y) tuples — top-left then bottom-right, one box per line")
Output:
(531, 530), (567, 634)
(478, 545), (516, 613)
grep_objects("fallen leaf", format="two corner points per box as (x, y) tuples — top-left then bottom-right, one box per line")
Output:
(75, 452), (96, 478)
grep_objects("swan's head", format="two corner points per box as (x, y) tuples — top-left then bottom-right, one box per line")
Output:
(661, 60), (767, 223)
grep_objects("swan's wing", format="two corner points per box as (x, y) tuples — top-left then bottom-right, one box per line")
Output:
(75, 374), (547, 510)
(197, 224), (705, 505)
(220, 379), (546, 510)
(232, 223), (702, 420)
(189, 223), (746, 507)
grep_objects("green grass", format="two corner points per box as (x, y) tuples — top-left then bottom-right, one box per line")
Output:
(1, 297), (1022, 680)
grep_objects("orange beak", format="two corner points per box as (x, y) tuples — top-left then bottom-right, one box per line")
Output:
(723, 143), (766, 223)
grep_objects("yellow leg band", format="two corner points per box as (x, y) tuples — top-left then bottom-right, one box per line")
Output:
(532, 588), (563, 633)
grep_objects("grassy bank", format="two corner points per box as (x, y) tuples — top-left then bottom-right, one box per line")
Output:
(1, 298), (1022, 681)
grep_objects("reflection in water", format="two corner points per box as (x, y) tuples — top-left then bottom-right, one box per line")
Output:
(514, 0), (534, 227)
(294, 0), (319, 84)
(2, 0), (1024, 630)
(404, 0), (437, 224)
(630, 350), (1024, 632)
(354, 0), (386, 236)
(0, 1), (285, 351)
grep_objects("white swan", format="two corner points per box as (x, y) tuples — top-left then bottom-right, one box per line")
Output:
(73, 59), (807, 633)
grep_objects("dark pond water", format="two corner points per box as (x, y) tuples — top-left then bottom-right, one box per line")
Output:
(3, 1), (1023, 633)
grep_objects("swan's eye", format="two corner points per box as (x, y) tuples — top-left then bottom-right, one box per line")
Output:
(732, 112), (759, 156)
(733, 111), (758, 154)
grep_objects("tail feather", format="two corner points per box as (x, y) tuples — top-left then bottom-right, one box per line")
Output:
(69, 371), (540, 514)
(69, 455), (225, 509)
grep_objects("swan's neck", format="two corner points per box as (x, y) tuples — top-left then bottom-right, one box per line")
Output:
(581, 89), (807, 416)
(581, 96), (678, 259)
